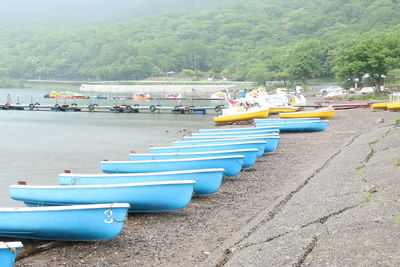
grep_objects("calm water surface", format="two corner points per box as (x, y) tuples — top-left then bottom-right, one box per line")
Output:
(0, 88), (216, 206)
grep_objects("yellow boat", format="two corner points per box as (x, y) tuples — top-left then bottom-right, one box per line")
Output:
(269, 106), (301, 114)
(213, 109), (269, 124)
(387, 103), (400, 111)
(279, 107), (335, 119)
(371, 101), (400, 110)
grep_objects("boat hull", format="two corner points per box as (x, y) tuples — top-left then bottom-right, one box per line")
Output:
(387, 103), (400, 111)
(0, 204), (129, 241)
(198, 126), (279, 134)
(279, 108), (335, 119)
(253, 118), (320, 124)
(150, 142), (266, 158)
(191, 129), (279, 137)
(255, 120), (329, 132)
(60, 169), (224, 195)
(0, 242), (22, 267)
(101, 156), (245, 177)
(213, 110), (269, 124)
(269, 106), (300, 114)
(371, 101), (400, 110)
(10, 182), (194, 213)
(174, 136), (279, 153)
(130, 149), (258, 168)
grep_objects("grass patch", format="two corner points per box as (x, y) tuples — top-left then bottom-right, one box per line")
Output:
(395, 118), (400, 126)
(364, 191), (373, 202)
(356, 170), (366, 178)
(396, 216), (400, 226)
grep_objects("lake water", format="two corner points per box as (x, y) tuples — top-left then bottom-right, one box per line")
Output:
(0, 88), (216, 206)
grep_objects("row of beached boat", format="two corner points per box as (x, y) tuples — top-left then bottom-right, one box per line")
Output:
(0, 117), (331, 266)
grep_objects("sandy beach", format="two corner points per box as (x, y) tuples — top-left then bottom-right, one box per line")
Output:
(14, 105), (400, 266)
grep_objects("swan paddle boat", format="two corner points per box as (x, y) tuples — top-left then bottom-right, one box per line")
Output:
(0, 203), (129, 241)
(149, 142), (267, 158)
(10, 181), (195, 213)
(129, 149), (258, 168)
(198, 126), (279, 134)
(255, 120), (329, 132)
(279, 107), (335, 119)
(0, 241), (22, 267)
(60, 169), (224, 195)
(174, 136), (279, 153)
(101, 156), (245, 177)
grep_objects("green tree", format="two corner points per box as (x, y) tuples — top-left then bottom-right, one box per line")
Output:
(334, 36), (400, 88)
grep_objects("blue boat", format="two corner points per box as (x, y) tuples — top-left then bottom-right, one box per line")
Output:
(0, 241), (22, 267)
(150, 142), (266, 158)
(253, 118), (320, 124)
(255, 120), (328, 132)
(191, 130), (280, 137)
(130, 149), (258, 168)
(191, 128), (279, 137)
(198, 126), (279, 134)
(59, 169), (224, 195)
(10, 181), (195, 213)
(173, 136), (280, 153)
(0, 203), (130, 241)
(101, 156), (245, 177)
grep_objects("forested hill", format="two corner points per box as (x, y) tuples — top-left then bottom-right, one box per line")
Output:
(0, 0), (399, 83)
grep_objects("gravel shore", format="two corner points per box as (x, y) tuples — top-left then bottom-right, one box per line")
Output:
(15, 105), (400, 266)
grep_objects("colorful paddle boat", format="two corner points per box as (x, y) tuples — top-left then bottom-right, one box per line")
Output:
(0, 203), (129, 241)
(101, 156), (245, 177)
(0, 241), (22, 267)
(129, 149), (258, 168)
(10, 181), (195, 213)
(59, 169), (224, 195)
(174, 136), (279, 153)
(198, 126), (279, 134)
(150, 142), (267, 158)
(255, 120), (329, 132)
(279, 107), (335, 119)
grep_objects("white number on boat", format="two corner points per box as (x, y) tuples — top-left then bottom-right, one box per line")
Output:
(104, 209), (114, 224)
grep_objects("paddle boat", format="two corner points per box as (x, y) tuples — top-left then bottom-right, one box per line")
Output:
(191, 130), (279, 137)
(371, 101), (400, 110)
(255, 120), (329, 132)
(253, 118), (320, 124)
(165, 92), (182, 99)
(48, 90), (86, 99)
(0, 241), (22, 267)
(101, 156), (245, 177)
(59, 169), (224, 195)
(132, 92), (150, 100)
(213, 108), (269, 124)
(150, 142), (267, 158)
(198, 126), (279, 134)
(174, 136), (280, 153)
(279, 107), (335, 119)
(10, 181), (195, 213)
(0, 203), (129, 241)
(130, 149), (258, 168)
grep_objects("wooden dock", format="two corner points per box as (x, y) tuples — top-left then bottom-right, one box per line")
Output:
(0, 103), (226, 114)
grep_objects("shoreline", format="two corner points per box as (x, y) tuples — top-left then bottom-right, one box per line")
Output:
(14, 107), (400, 266)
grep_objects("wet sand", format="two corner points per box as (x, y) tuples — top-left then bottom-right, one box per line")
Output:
(14, 106), (400, 266)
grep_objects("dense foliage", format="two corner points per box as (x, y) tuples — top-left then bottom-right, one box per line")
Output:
(0, 0), (400, 84)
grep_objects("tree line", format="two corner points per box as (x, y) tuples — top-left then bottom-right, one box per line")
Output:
(0, 0), (400, 86)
